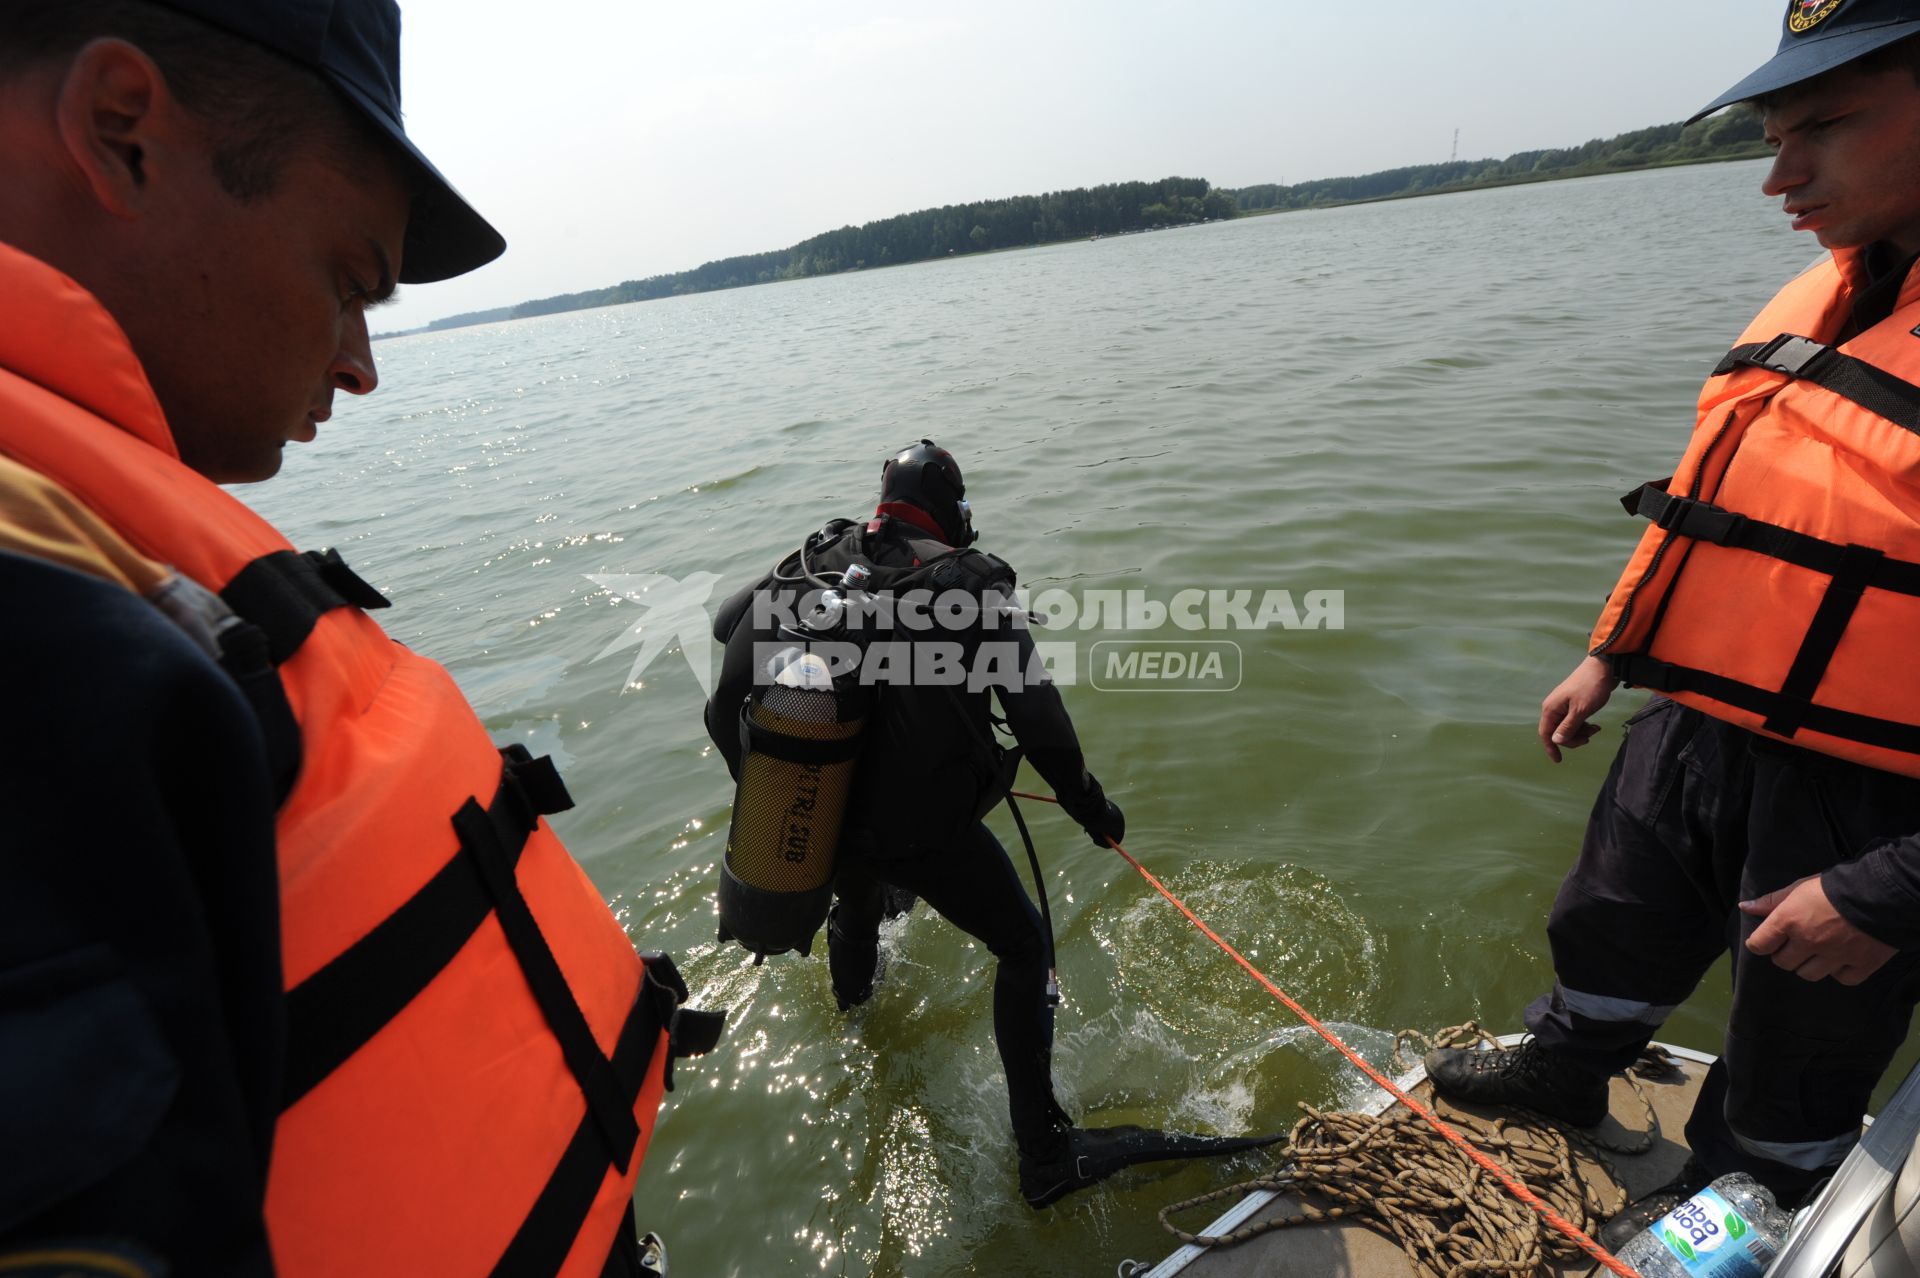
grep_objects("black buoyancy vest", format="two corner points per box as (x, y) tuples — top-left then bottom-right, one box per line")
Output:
(723, 521), (1022, 851)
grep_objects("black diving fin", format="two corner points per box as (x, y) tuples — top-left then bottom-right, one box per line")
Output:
(1018, 1125), (1285, 1209)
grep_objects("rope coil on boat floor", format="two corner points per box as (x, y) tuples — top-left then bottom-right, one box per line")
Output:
(1153, 1032), (1684, 1278)
(1159, 1102), (1613, 1275)
(1008, 792), (1652, 1278)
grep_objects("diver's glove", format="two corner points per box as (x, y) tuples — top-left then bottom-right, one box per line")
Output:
(1063, 773), (1125, 847)
(1082, 799), (1125, 848)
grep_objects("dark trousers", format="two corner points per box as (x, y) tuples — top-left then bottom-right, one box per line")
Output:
(832, 822), (1067, 1158)
(1526, 697), (1920, 1200)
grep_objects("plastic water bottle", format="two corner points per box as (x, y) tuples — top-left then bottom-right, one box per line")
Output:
(1614, 1173), (1791, 1277)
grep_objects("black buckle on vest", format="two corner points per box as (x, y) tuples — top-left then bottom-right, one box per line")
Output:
(308, 548), (391, 611)
(1752, 334), (1832, 379)
(1651, 492), (1692, 531)
(639, 950), (690, 1003)
(221, 547), (390, 666)
(1621, 477), (1672, 517)
(499, 744), (575, 819)
(638, 952), (726, 1093)
(1606, 653), (1679, 693)
(1649, 491), (1750, 545)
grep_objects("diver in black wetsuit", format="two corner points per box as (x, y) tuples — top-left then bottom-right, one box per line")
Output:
(706, 439), (1278, 1206)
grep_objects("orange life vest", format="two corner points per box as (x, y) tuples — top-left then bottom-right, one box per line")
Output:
(0, 240), (722, 1275)
(1592, 248), (1920, 778)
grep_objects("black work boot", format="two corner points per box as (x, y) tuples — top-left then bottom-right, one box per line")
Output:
(1424, 1038), (1610, 1127)
(826, 905), (882, 1011)
(1598, 1157), (1710, 1251)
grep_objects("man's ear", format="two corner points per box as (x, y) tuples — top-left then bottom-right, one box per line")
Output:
(53, 38), (174, 219)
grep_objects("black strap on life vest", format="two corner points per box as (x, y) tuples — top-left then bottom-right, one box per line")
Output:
(231, 537), (727, 1269)
(454, 770), (642, 1172)
(279, 745), (576, 1109)
(1610, 652), (1920, 756)
(599, 1204), (646, 1278)
(1624, 482), (1920, 597)
(1766, 542), (1884, 738)
(1715, 333), (1920, 436)
(206, 547), (387, 796)
(1618, 477), (1920, 748)
(282, 746), (726, 1215)
(494, 952), (725, 1278)
(283, 744), (726, 1274)
(213, 619), (303, 805)
(219, 547), (390, 665)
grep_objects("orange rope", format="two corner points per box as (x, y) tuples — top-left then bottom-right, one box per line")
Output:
(1009, 790), (1641, 1278)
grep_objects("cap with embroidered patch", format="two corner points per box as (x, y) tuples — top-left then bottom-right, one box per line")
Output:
(150, 0), (504, 283)
(1692, 0), (1920, 122)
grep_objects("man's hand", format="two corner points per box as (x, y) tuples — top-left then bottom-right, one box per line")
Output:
(1082, 799), (1125, 849)
(1742, 875), (1897, 985)
(1538, 655), (1619, 762)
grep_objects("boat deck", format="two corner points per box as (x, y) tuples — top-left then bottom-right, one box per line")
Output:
(1140, 1041), (1714, 1278)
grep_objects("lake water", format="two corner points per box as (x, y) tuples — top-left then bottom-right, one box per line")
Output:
(250, 159), (1869, 1276)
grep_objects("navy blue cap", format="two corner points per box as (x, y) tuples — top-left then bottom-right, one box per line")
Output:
(149, 0), (504, 283)
(1692, 0), (1920, 122)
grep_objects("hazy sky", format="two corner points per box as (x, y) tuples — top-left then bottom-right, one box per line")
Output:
(382, 0), (1779, 329)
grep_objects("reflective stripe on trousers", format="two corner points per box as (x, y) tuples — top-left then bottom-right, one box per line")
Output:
(1525, 697), (1920, 1197)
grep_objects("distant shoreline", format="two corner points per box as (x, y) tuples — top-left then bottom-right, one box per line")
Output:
(379, 124), (1768, 342)
(1228, 145), (1769, 221)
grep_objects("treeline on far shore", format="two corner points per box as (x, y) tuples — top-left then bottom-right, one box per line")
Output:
(1231, 110), (1766, 212)
(493, 178), (1232, 325)
(396, 112), (1768, 338)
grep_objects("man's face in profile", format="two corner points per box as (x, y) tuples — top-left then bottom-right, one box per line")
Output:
(1761, 59), (1920, 255)
(137, 136), (411, 484)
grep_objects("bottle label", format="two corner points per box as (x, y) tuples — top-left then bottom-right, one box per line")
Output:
(1652, 1187), (1778, 1278)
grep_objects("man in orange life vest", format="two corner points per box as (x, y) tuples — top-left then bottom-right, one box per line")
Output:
(1428, 0), (1920, 1228)
(0, 2), (720, 1275)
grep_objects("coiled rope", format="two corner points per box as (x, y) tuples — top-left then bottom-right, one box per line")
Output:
(1011, 791), (1647, 1278)
(1156, 1031), (1682, 1276)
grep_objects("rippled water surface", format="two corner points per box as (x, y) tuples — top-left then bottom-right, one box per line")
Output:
(249, 161), (1854, 1275)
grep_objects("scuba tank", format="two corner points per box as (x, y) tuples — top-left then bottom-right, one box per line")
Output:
(713, 515), (1020, 961)
(716, 555), (873, 960)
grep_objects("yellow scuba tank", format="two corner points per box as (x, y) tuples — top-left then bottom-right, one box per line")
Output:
(717, 568), (872, 960)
